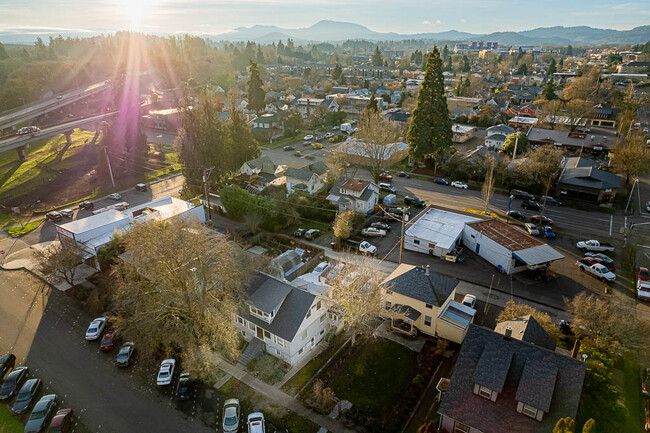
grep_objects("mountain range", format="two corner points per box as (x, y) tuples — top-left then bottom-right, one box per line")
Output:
(213, 20), (650, 46)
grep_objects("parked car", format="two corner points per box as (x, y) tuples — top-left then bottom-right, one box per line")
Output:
(397, 171), (410, 178)
(584, 252), (613, 263)
(576, 261), (616, 282)
(451, 181), (468, 189)
(510, 189), (535, 200)
(324, 132), (334, 138)
(643, 368), (650, 397)
(332, 126), (340, 131)
(302, 141), (312, 147)
(135, 183), (147, 192)
(47, 408), (73, 433)
(312, 262), (330, 275)
(115, 342), (135, 367)
(176, 373), (191, 401)
(282, 146), (294, 151)
(506, 210), (526, 220)
(362, 227), (386, 237)
(100, 332), (116, 352)
(0, 366), (28, 400)
(576, 240), (615, 253)
(542, 226), (555, 239)
(222, 399), (241, 433)
(638, 267), (649, 282)
(157, 359), (176, 385)
(85, 317), (107, 340)
(303, 135), (314, 140)
(637, 281), (650, 302)
(647, 201), (650, 213)
(247, 412), (266, 433)
(541, 196), (563, 206)
(370, 222), (390, 231)
(78, 200), (94, 210)
(25, 394), (57, 433)
(293, 228), (306, 238)
(521, 200), (540, 211)
(379, 172), (393, 181)
(114, 202), (129, 211)
(16, 126), (41, 136)
(582, 257), (615, 272)
(524, 223), (540, 236)
(461, 294), (476, 309)
(434, 177), (449, 185)
(530, 215), (553, 225)
(108, 193), (122, 200)
(379, 183), (396, 193)
(59, 209), (74, 218)
(11, 378), (42, 414)
(0, 353), (16, 380)
(304, 229), (321, 240)
(44, 211), (64, 223)
(404, 196), (425, 208)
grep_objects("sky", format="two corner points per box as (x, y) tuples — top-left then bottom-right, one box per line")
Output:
(0, 0), (648, 39)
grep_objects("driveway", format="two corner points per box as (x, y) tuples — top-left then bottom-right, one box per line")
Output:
(0, 270), (213, 433)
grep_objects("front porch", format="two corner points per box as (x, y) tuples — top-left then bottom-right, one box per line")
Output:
(388, 304), (421, 338)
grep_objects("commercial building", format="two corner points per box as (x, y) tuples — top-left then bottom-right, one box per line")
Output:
(557, 157), (621, 204)
(404, 208), (480, 257)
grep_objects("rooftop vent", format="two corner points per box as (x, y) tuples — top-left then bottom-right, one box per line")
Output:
(504, 326), (513, 339)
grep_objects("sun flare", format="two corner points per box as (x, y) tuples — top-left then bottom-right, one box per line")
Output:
(121, 0), (153, 29)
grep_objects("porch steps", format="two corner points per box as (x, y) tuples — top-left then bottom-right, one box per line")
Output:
(238, 338), (265, 367)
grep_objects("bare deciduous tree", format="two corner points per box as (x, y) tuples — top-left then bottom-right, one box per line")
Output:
(517, 145), (564, 215)
(481, 156), (496, 214)
(112, 217), (252, 378)
(35, 241), (82, 287)
(496, 300), (560, 342)
(610, 133), (650, 185)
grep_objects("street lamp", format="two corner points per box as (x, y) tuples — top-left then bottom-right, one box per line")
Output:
(506, 195), (514, 223)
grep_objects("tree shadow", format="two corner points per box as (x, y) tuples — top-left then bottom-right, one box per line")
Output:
(0, 161), (22, 189)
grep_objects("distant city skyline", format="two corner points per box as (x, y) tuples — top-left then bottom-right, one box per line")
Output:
(1, 0), (648, 39)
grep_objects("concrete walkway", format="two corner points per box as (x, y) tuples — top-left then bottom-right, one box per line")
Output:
(214, 355), (356, 433)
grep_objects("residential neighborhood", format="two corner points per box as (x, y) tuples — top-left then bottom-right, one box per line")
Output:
(0, 5), (650, 433)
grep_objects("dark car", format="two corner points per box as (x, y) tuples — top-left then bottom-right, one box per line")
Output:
(404, 196), (426, 208)
(397, 171), (410, 178)
(506, 210), (526, 220)
(541, 196), (563, 206)
(176, 372), (191, 401)
(643, 368), (650, 397)
(100, 332), (116, 352)
(11, 378), (42, 414)
(116, 342), (135, 367)
(0, 366), (28, 400)
(510, 189), (535, 200)
(24, 394), (57, 433)
(304, 229), (321, 240)
(521, 200), (540, 211)
(434, 177), (449, 185)
(542, 226), (556, 239)
(0, 353), (15, 380)
(370, 222), (391, 231)
(293, 228), (306, 238)
(282, 146), (294, 151)
(45, 211), (63, 222)
(530, 215), (553, 225)
(47, 408), (73, 433)
(78, 201), (94, 211)
(135, 183), (147, 192)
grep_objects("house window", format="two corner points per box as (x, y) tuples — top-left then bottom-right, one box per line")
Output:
(264, 330), (271, 339)
(302, 329), (308, 340)
(237, 316), (244, 324)
(298, 348), (304, 355)
(414, 239), (420, 245)
(454, 422), (470, 433)
(478, 385), (492, 399)
(275, 348), (282, 355)
(306, 310), (312, 319)
(522, 404), (538, 419)
(320, 314), (326, 323)
(425, 303), (433, 309)
(424, 315), (432, 327)
(248, 322), (255, 331)
(320, 329), (325, 336)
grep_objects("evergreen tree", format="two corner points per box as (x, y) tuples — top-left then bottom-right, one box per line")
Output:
(0, 42), (9, 60)
(567, 44), (573, 56)
(559, 58), (564, 67)
(226, 108), (260, 168)
(256, 46), (264, 63)
(406, 46), (453, 171)
(365, 92), (379, 113)
(542, 79), (557, 100)
(547, 58), (557, 76)
(461, 55), (471, 72)
(516, 63), (528, 75)
(442, 44), (449, 60)
(20, 48), (30, 60)
(446, 56), (452, 71)
(247, 60), (266, 113)
(277, 40), (285, 55)
(331, 63), (343, 81)
(371, 46), (383, 66)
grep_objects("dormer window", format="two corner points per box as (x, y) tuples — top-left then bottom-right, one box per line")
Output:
(249, 305), (271, 322)
(522, 403), (538, 419)
(478, 385), (492, 399)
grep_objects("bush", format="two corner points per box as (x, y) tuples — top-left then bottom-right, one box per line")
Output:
(329, 135), (345, 143)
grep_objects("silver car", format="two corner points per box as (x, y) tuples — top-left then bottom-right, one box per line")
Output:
(222, 398), (240, 433)
(524, 223), (540, 236)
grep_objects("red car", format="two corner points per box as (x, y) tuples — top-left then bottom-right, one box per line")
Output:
(302, 141), (312, 147)
(582, 257), (615, 272)
(530, 215), (553, 225)
(637, 267), (649, 282)
(379, 172), (393, 180)
(100, 332), (116, 352)
(48, 408), (73, 433)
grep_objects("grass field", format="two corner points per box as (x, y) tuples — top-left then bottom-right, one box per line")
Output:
(6, 219), (42, 236)
(0, 404), (23, 433)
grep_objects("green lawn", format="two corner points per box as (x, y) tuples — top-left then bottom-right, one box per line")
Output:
(0, 404), (23, 433)
(219, 378), (319, 433)
(266, 135), (301, 149)
(6, 219), (43, 236)
(622, 352), (643, 433)
(0, 213), (15, 229)
(326, 339), (418, 416)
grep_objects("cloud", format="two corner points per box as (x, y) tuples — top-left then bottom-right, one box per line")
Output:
(460, 19), (467, 23)
(422, 20), (431, 24)
(435, 20), (442, 25)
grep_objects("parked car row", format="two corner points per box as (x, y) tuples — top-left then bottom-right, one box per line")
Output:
(293, 228), (321, 240)
(0, 353), (74, 433)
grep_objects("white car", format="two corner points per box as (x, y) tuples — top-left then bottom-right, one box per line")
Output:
(303, 135), (314, 140)
(222, 399), (241, 433)
(524, 223), (540, 236)
(312, 261), (330, 275)
(637, 280), (650, 302)
(157, 359), (176, 386)
(108, 193), (122, 200)
(451, 181), (468, 189)
(85, 317), (107, 340)
(362, 227), (387, 237)
(462, 294), (477, 309)
(247, 413), (266, 433)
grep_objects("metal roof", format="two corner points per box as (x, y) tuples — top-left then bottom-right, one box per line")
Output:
(512, 245), (564, 266)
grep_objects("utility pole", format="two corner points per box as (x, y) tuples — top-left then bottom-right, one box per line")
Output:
(512, 132), (520, 161)
(399, 207), (406, 264)
(103, 146), (115, 187)
(203, 167), (214, 221)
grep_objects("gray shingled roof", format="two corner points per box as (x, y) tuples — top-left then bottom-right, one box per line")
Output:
(385, 267), (458, 307)
(245, 155), (275, 174)
(494, 315), (557, 351)
(516, 357), (558, 412)
(285, 161), (327, 182)
(241, 273), (316, 341)
(473, 342), (514, 393)
(248, 274), (292, 313)
(438, 325), (586, 433)
(558, 157), (621, 190)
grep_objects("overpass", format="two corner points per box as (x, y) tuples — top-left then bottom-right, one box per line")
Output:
(0, 81), (112, 131)
(0, 111), (119, 160)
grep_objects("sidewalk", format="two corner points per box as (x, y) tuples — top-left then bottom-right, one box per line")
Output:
(214, 355), (357, 433)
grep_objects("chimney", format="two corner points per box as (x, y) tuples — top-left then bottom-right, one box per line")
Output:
(425, 265), (430, 276)
(571, 339), (581, 359)
(504, 326), (512, 339)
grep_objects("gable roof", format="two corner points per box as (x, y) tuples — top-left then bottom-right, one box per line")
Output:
(245, 155), (275, 174)
(383, 264), (459, 307)
(285, 161), (327, 182)
(438, 324), (586, 433)
(473, 341), (514, 393)
(559, 157), (621, 190)
(248, 273), (293, 313)
(494, 315), (556, 351)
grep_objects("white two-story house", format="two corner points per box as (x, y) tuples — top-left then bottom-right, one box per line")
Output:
(284, 161), (328, 195)
(326, 176), (380, 214)
(234, 273), (336, 366)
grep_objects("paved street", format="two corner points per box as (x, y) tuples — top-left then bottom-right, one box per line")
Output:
(0, 270), (213, 433)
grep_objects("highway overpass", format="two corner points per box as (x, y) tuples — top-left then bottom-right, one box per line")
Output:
(0, 111), (119, 159)
(0, 81), (112, 130)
